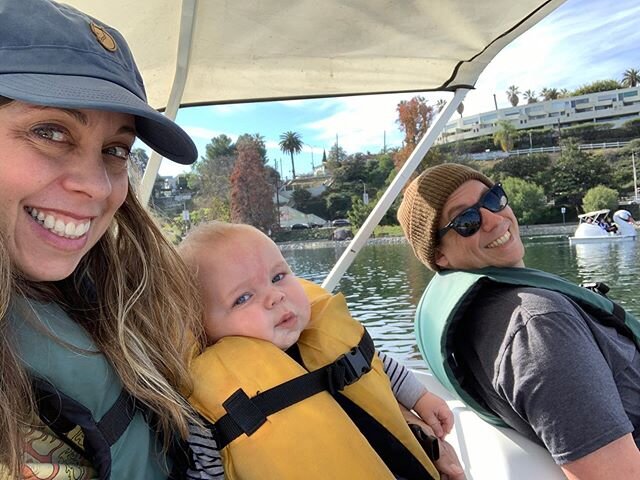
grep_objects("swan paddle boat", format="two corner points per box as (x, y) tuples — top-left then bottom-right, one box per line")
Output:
(569, 209), (637, 244)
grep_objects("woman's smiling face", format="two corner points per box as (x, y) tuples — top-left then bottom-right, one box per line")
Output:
(0, 100), (135, 281)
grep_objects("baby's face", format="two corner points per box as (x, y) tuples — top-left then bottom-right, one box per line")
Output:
(198, 229), (311, 350)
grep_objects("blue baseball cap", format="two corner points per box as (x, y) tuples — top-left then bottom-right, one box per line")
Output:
(0, 0), (197, 165)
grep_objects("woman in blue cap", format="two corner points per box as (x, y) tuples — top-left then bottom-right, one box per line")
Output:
(0, 1), (204, 478)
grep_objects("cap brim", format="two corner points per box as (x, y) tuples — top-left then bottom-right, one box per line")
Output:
(0, 73), (197, 165)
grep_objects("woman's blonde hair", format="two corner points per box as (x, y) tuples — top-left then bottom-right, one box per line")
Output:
(0, 183), (206, 476)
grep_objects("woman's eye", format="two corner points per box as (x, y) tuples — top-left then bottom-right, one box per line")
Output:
(233, 293), (252, 306)
(104, 145), (131, 160)
(32, 125), (67, 142)
(272, 273), (285, 283)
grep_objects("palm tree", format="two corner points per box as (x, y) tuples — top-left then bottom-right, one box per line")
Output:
(622, 68), (640, 88)
(523, 89), (537, 104)
(435, 98), (447, 113)
(506, 85), (520, 107)
(279, 131), (303, 179)
(540, 87), (559, 101)
(493, 120), (516, 152)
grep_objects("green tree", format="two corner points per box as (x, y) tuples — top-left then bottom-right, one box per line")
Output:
(291, 188), (312, 209)
(582, 185), (619, 213)
(129, 147), (149, 180)
(493, 120), (516, 152)
(279, 131), (303, 179)
(348, 197), (374, 228)
(501, 177), (547, 225)
(230, 136), (276, 230)
(550, 139), (613, 210)
(490, 154), (552, 185)
(192, 134), (236, 210)
(523, 89), (537, 104)
(506, 85), (520, 107)
(621, 68), (640, 88)
(325, 192), (352, 219)
(326, 142), (348, 167)
(572, 79), (621, 96)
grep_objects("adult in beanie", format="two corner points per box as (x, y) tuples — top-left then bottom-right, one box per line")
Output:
(398, 164), (640, 480)
(0, 0), (203, 478)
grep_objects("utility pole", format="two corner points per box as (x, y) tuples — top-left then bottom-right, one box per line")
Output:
(274, 158), (281, 228)
(633, 151), (638, 203)
(493, 93), (498, 110)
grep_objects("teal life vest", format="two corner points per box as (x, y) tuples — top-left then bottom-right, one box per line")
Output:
(415, 267), (640, 426)
(10, 296), (175, 480)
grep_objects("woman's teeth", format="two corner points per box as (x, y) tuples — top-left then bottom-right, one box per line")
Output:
(487, 230), (511, 248)
(26, 207), (90, 239)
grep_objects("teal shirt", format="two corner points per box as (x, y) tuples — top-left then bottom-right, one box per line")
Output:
(10, 297), (170, 479)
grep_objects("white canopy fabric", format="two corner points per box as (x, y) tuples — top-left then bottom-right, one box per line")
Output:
(65, 0), (565, 110)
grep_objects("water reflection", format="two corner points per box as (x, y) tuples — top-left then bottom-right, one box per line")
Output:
(283, 237), (640, 370)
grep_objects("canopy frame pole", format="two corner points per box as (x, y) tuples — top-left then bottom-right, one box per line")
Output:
(322, 88), (469, 292)
(138, 0), (198, 207)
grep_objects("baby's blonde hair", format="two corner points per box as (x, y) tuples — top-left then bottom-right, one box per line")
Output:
(178, 221), (263, 273)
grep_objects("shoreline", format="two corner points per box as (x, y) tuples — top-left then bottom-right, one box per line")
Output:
(278, 223), (577, 251)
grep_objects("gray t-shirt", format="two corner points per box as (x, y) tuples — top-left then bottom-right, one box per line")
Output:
(457, 284), (640, 464)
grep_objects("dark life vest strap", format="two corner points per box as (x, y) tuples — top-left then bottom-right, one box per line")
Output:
(32, 377), (137, 480)
(213, 329), (375, 449)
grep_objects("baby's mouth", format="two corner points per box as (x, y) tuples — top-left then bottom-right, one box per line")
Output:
(277, 312), (296, 327)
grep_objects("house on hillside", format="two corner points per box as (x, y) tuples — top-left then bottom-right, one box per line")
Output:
(277, 205), (327, 229)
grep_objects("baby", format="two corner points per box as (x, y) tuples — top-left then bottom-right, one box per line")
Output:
(179, 221), (454, 479)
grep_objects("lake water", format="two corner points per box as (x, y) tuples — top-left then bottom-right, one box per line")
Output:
(283, 236), (640, 370)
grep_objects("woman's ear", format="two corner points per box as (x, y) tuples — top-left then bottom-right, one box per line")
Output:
(434, 248), (450, 269)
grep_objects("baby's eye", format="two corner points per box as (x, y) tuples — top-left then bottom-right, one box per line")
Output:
(272, 273), (285, 283)
(104, 145), (131, 160)
(32, 125), (67, 142)
(233, 293), (252, 306)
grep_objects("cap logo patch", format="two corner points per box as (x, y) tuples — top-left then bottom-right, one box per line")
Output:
(90, 22), (117, 52)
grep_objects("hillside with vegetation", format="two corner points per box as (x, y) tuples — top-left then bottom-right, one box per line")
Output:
(147, 73), (640, 243)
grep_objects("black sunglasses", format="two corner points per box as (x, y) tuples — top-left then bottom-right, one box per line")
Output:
(437, 183), (508, 239)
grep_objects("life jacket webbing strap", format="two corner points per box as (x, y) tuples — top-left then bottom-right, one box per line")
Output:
(97, 388), (138, 446)
(213, 329), (375, 449)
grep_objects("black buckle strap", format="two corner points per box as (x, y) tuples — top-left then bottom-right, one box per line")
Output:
(213, 329), (375, 449)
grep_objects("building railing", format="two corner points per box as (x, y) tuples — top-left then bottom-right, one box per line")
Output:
(470, 141), (632, 160)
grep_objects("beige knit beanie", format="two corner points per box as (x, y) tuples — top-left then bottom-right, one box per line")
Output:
(397, 163), (493, 271)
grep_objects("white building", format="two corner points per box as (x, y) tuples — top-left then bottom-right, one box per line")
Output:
(441, 87), (640, 143)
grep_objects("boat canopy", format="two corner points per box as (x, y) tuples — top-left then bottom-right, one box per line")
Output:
(64, 0), (566, 290)
(578, 210), (611, 221)
(64, 0), (565, 110)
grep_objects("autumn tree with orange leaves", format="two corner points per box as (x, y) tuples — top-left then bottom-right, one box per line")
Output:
(230, 135), (276, 231)
(393, 96), (438, 172)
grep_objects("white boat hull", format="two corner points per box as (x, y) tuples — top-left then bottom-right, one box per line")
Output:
(414, 370), (567, 479)
(569, 234), (636, 244)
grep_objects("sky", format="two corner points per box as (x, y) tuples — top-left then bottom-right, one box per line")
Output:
(152, 0), (640, 179)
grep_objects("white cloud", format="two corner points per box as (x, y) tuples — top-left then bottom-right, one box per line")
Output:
(303, 92), (444, 154)
(183, 126), (226, 140)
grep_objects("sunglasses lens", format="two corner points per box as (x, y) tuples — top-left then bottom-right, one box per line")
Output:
(483, 185), (508, 212)
(452, 208), (481, 237)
